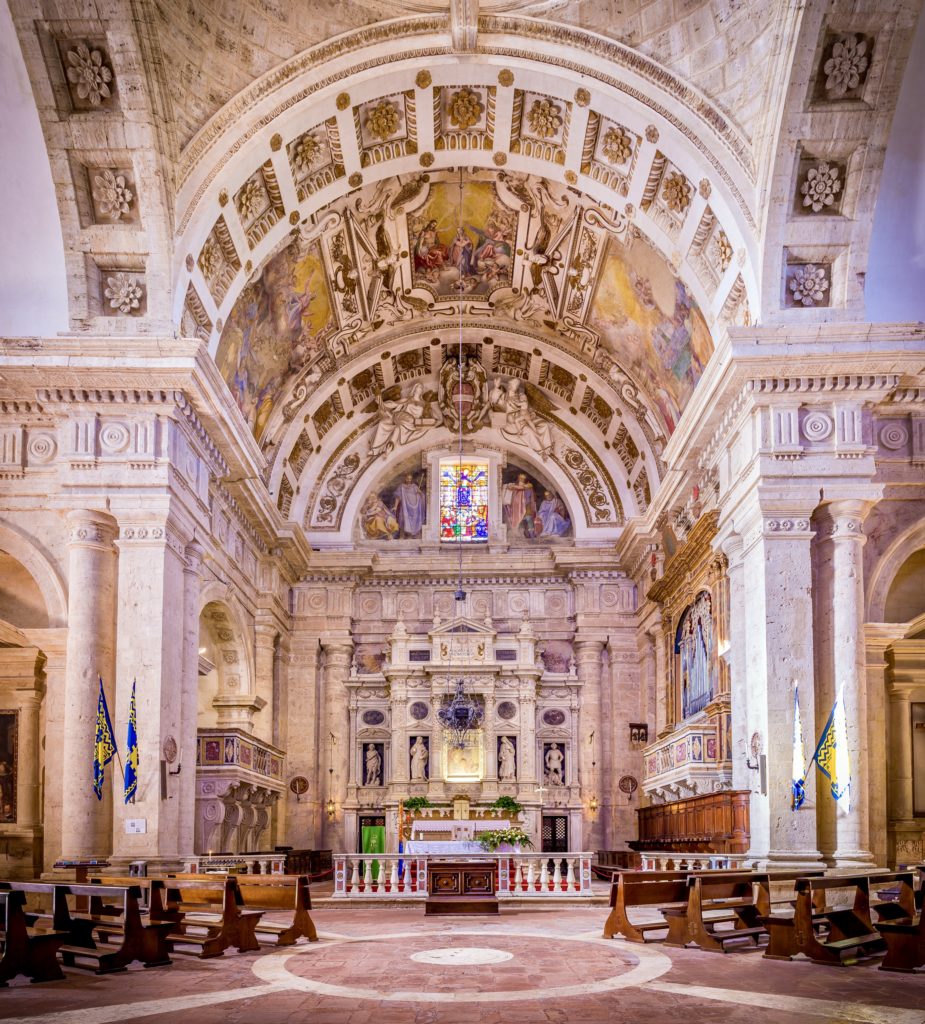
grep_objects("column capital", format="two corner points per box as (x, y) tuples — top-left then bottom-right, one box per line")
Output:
(66, 509), (118, 549)
(184, 540), (205, 574)
(817, 498), (877, 543)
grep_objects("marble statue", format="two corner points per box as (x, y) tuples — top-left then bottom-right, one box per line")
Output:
(369, 382), (432, 458)
(490, 378), (554, 458)
(365, 744), (382, 786)
(498, 735), (517, 781)
(545, 743), (564, 786)
(410, 735), (428, 780)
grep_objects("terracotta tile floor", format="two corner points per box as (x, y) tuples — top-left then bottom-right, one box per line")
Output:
(2, 902), (923, 1024)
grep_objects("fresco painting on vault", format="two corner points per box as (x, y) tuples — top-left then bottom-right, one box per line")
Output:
(409, 181), (516, 298)
(215, 238), (332, 441)
(590, 235), (713, 434)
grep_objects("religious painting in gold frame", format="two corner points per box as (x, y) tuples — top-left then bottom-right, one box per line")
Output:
(444, 731), (484, 782)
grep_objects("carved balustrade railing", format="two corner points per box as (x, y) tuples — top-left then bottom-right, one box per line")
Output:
(332, 853), (593, 898)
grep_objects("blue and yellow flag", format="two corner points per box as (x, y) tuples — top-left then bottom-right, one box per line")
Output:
(124, 680), (138, 803)
(791, 681), (806, 810)
(93, 677), (118, 800)
(811, 685), (851, 814)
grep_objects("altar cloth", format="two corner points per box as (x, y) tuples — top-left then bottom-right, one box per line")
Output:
(404, 840), (485, 855)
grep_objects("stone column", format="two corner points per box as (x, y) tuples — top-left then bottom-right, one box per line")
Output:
(62, 509), (118, 859)
(178, 542), (204, 859)
(36, 634), (67, 871)
(574, 636), (605, 851)
(321, 638), (353, 851)
(739, 506), (822, 869)
(599, 645), (614, 848)
(889, 688), (914, 823)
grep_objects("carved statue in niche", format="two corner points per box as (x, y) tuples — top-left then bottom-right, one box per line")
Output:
(364, 743), (382, 786)
(544, 742), (564, 786)
(369, 382), (438, 458)
(438, 350), (489, 433)
(498, 735), (517, 782)
(410, 735), (429, 781)
(490, 378), (554, 458)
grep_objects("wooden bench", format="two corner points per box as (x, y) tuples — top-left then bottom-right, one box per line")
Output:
(664, 871), (824, 953)
(0, 889), (68, 984)
(878, 898), (925, 973)
(157, 878), (263, 957)
(168, 873), (317, 946)
(51, 883), (153, 974)
(603, 871), (689, 942)
(84, 876), (177, 967)
(764, 873), (913, 966)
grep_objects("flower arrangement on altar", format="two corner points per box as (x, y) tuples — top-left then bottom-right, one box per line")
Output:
(477, 826), (534, 852)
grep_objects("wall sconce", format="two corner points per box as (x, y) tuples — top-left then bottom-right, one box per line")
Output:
(588, 795), (600, 813)
(325, 798), (336, 820)
(629, 723), (649, 746)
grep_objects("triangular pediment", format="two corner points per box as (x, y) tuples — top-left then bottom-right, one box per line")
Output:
(428, 615), (497, 639)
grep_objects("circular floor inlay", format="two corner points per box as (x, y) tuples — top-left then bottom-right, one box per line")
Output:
(410, 946), (513, 966)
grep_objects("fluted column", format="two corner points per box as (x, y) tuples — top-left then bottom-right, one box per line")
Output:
(574, 636), (605, 851)
(178, 541), (204, 858)
(321, 638), (353, 850)
(823, 500), (875, 867)
(62, 509), (118, 858)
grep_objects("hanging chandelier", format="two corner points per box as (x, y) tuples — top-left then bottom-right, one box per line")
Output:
(435, 164), (484, 751)
(438, 678), (484, 749)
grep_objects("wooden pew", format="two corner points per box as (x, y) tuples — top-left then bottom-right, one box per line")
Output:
(602, 871), (689, 942)
(764, 873), (913, 966)
(878, 901), (925, 973)
(662, 872), (766, 951)
(0, 889), (68, 984)
(54, 883), (153, 974)
(664, 871), (824, 953)
(167, 873), (317, 945)
(85, 876), (176, 967)
(158, 878), (263, 957)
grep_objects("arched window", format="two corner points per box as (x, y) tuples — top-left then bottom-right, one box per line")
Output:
(439, 458), (489, 542)
(675, 591), (716, 719)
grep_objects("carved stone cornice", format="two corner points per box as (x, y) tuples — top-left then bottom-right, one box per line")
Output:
(648, 509), (719, 606)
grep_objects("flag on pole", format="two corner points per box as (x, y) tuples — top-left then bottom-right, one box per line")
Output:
(791, 681), (806, 810)
(811, 685), (851, 814)
(93, 677), (118, 800)
(124, 680), (138, 803)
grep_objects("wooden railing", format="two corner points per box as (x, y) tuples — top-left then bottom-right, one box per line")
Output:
(631, 790), (750, 854)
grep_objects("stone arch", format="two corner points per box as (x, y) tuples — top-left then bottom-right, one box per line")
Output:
(0, 521), (67, 629)
(866, 518), (925, 623)
(197, 597), (257, 730)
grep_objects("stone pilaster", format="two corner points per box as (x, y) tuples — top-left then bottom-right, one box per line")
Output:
(574, 636), (605, 851)
(820, 500), (876, 866)
(62, 509), (118, 859)
(739, 505), (823, 869)
(321, 638), (353, 851)
(253, 621), (278, 746)
(110, 518), (189, 867)
(284, 635), (321, 847)
(718, 532), (750, 793)
(178, 541), (204, 858)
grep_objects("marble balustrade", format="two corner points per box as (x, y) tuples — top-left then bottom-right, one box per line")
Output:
(333, 853), (594, 897)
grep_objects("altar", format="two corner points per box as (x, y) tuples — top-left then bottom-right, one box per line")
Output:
(405, 817), (511, 856)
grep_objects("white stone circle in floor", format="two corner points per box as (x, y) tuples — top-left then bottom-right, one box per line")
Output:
(251, 927), (673, 1002)
(410, 946), (514, 965)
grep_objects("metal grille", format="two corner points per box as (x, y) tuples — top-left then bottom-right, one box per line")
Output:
(541, 815), (568, 853)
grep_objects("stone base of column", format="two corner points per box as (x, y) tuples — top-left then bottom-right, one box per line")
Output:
(758, 847), (826, 871)
(831, 848), (878, 869)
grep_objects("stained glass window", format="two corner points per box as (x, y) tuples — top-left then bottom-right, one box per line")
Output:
(439, 459), (489, 543)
